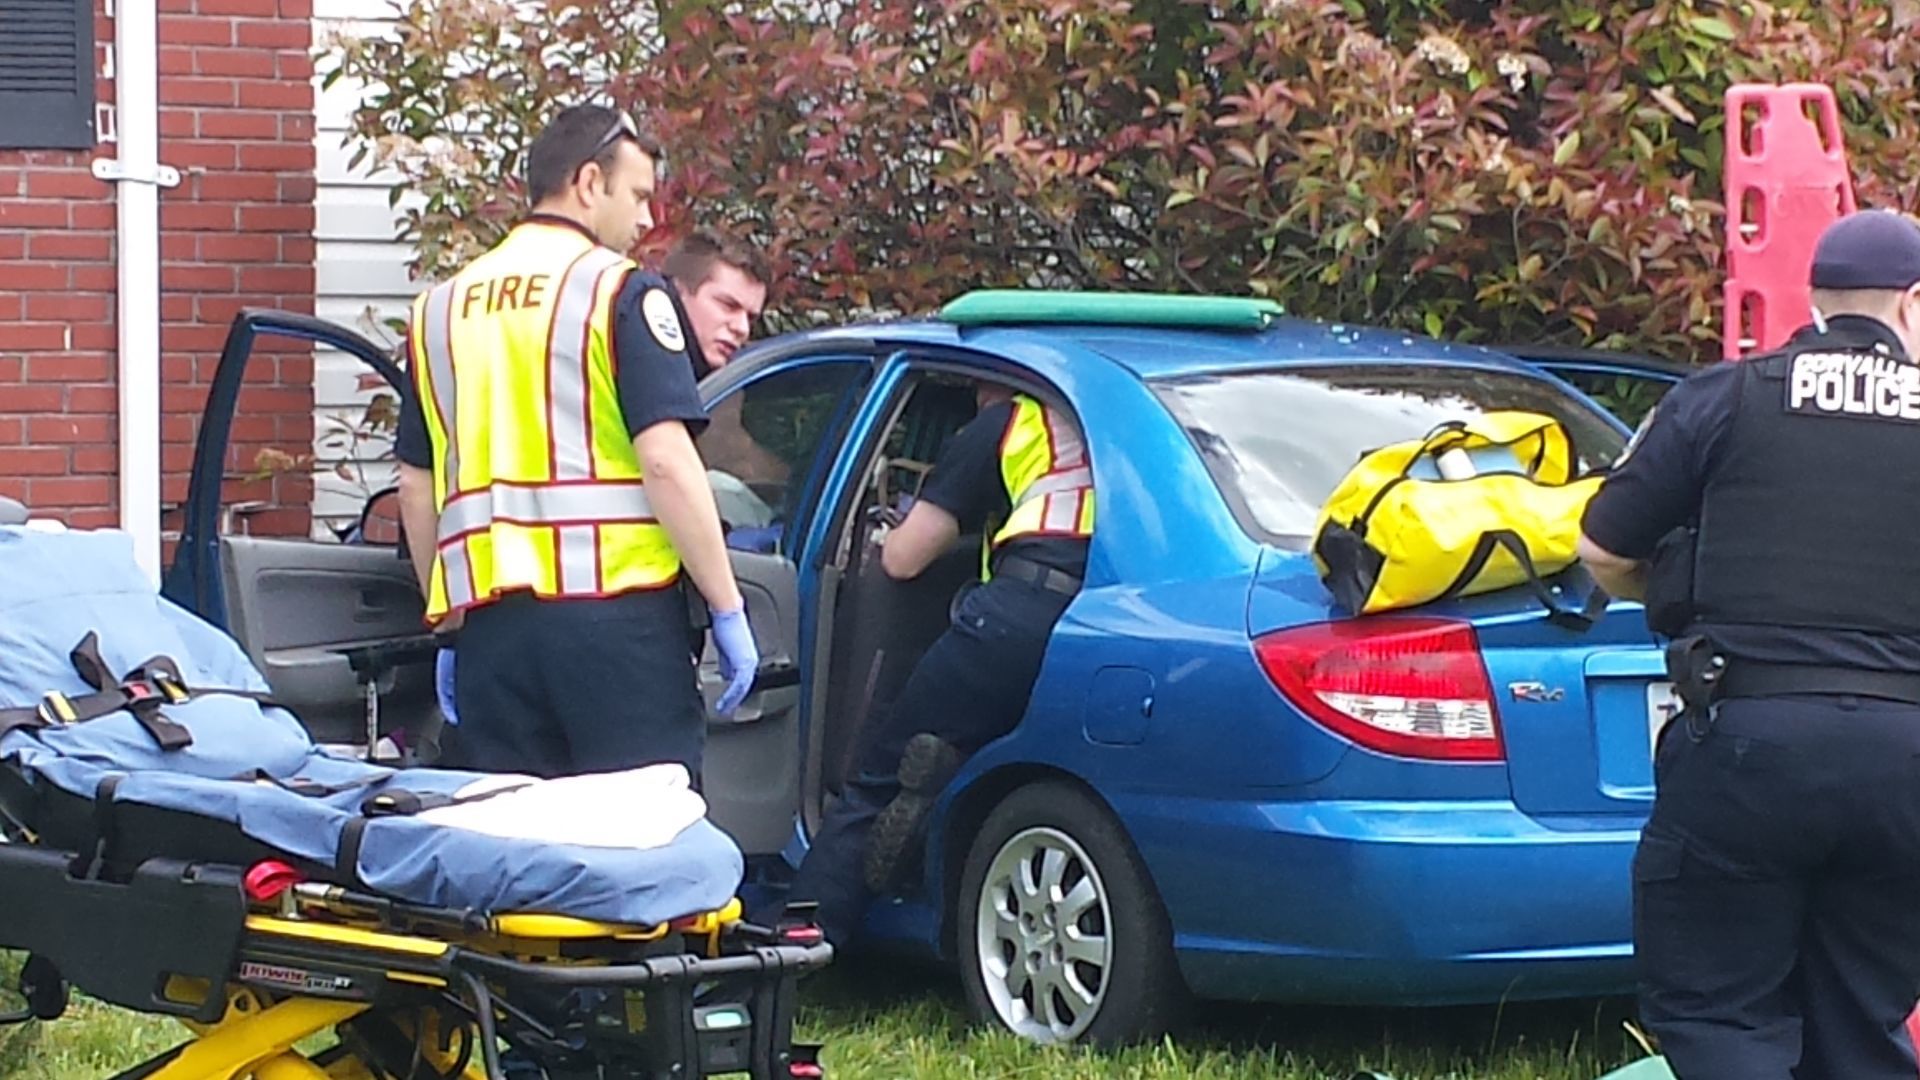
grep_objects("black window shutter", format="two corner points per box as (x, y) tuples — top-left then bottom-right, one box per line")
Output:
(0, 0), (95, 149)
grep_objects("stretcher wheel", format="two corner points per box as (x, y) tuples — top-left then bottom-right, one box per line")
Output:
(18, 954), (67, 1022)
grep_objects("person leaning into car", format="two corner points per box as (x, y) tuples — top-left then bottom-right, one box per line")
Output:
(781, 382), (1096, 948)
(391, 103), (759, 782)
(1576, 209), (1920, 1080)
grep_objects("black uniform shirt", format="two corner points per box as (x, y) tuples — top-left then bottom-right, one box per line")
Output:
(1583, 314), (1920, 667)
(394, 215), (708, 470)
(917, 400), (1090, 578)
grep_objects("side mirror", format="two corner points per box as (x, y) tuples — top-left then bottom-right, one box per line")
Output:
(0, 496), (26, 526)
(354, 487), (405, 550)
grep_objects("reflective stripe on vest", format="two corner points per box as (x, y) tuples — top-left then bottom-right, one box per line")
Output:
(988, 395), (1096, 567)
(437, 482), (654, 538)
(410, 223), (681, 617)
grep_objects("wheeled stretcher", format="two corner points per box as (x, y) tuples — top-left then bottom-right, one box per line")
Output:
(0, 526), (832, 1079)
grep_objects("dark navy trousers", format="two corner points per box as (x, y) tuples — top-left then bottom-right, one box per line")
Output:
(1636, 694), (1920, 1079)
(442, 587), (705, 780)
(787, 576), (1073, 947)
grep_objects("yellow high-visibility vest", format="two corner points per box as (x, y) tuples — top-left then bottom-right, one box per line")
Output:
(983, 394), (1096, 576)
(409, 220), (681, 620)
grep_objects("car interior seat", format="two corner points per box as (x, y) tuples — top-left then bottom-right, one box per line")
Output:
(821, 380), (987, 793)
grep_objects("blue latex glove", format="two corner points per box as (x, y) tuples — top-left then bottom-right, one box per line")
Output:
(724, 524), (784, 554)
(435, 647), (460, 726)
(710, 606), (760, 717)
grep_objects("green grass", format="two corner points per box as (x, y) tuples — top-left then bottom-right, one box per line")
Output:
(0, 958), (1651, 1079)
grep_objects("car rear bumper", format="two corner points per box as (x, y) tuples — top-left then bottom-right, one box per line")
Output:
(1110, 792), (1643, 1006)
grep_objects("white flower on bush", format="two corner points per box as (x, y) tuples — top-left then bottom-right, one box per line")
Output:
(1416, 33), (1471, 76)
(1668, 193), (1708, 234)
(1496, 53), (1527, 93)
(1481, 136), (1513, 174)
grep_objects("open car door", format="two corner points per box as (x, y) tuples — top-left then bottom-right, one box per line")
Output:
(162, 309), (438, 757)
(694, 354), (876, 856)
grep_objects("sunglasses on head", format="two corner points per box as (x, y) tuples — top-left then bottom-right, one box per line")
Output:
(590, 112), (642, 159)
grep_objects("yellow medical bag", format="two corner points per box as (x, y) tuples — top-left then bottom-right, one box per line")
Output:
(1311, 411), (1608, 627)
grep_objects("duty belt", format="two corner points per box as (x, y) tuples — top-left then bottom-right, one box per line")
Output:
(992, 554), (1083, 596)
(1717, 661), (1920, 705)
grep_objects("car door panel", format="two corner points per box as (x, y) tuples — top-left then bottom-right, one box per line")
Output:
(218, 535), (433, 747)
(700, 551), (802, 854)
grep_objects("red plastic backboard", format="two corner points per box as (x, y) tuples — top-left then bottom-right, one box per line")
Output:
(1722, 83), (1856, 359)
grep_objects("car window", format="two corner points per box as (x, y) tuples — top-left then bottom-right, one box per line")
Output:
(1544, 367), (1677, 430)
(1152, 364), (1629, 549)
(700, 359), (869, 553)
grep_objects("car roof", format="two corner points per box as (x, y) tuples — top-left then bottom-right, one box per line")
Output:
(764, 312), (1553, 381)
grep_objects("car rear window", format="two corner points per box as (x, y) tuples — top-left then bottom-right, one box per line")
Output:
(1151, 363), (1629, 549)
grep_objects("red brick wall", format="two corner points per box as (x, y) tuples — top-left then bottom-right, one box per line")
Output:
(0, 0), (316, 542)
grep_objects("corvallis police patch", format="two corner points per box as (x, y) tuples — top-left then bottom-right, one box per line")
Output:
(1786, 349), (1920, 422)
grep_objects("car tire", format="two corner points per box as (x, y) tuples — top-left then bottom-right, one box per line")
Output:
(956, 781), (1187, 1047)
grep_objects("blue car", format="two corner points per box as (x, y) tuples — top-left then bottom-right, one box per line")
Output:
(166, 294), (1683, 1047)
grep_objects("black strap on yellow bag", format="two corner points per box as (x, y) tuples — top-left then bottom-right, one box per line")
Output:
(1312, 412), (1610, 629)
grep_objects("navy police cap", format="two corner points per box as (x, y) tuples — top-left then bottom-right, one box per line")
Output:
(1810, 209), (1920, 291)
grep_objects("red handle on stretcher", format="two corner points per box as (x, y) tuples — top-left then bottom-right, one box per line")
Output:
(243, 859), (304, 902)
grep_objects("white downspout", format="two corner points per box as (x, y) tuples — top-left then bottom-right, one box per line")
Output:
(94, 0), (177, 585)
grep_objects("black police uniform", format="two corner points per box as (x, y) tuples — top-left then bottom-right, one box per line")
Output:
(394, 215), (714, 781)
(1582, 314), (1920, 1079)
(785, 399), (1087, 947)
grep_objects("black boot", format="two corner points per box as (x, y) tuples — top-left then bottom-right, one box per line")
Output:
(862, 733), (964, 893)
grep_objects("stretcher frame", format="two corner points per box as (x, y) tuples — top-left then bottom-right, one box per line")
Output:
(0, 767), (832, 1080)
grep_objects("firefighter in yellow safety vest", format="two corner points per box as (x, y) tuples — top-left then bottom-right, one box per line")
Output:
(784, 382), (1096, 947)
(392, 104), (759, 781)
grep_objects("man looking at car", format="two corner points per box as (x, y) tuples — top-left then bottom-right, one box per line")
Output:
(784, 382), (1096, 948)
(658, 229), (789, 545)
(392, 103), (759, 782)
(663, 228), (769, 379)
(1577, 209), (1920, 1079)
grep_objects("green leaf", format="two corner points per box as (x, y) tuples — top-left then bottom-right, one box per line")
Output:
(1689, 16), (1738, 41)
(1165, 190), (1197, 209)
(1553, 130), (1582, 166)
(1424, 310), (1444, 337)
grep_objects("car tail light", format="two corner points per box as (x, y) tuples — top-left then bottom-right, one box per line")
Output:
(1253, 617), (1504, 762)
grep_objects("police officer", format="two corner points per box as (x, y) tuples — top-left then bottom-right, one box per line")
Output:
(662, 228), (769, 377)
(660, 230), (789, 514)
(393, 104), (760, 781)
(784, 383), (1096, 947)
(1577, 208), (1920, 1080)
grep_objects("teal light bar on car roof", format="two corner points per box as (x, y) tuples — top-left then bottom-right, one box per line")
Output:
(938, 290), (1285, 331)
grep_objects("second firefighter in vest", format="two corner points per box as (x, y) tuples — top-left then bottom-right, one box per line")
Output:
(393, 104), (759, 781)
(784, 382), (1096, 948)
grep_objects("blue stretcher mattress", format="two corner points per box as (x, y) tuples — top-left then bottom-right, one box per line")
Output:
(0, 527), (744, 927)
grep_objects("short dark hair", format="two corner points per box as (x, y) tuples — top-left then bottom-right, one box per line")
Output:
(525, 104), (661, 206)
(662, 228), (770, 289)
